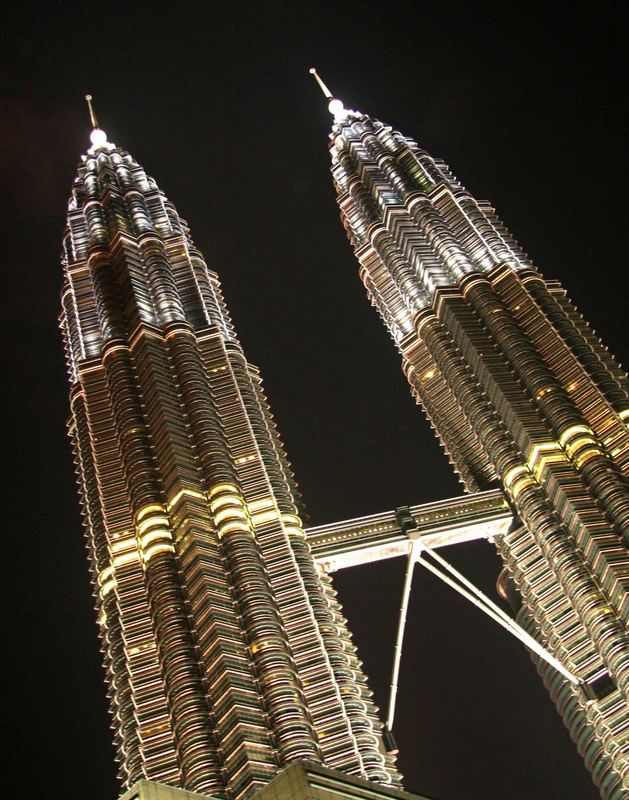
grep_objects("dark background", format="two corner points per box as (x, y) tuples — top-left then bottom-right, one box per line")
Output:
(2, 2), (626, 799)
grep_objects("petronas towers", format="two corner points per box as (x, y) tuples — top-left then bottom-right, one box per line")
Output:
(61, 120), (400, 799)
(322, 86), (629, 799)
(59, 81), (629, 800)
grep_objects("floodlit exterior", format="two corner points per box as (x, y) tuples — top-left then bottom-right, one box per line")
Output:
(60, 126), (400, 798)
(322, 98), (629, 797)
(120, 762), (431, 800)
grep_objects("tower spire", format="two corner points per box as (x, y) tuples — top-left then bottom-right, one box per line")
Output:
(309, 67), (346, 119)
(84, 93), (109, 150)
(309, 67), (333, 99)
(85, 93), (98, 129)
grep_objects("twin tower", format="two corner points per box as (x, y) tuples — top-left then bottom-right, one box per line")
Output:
(60, 79), (629, 800)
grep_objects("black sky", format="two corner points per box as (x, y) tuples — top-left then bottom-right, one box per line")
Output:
(2, 2), (627, 799)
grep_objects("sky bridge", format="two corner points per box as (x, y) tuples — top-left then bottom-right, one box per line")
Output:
(306, 488), (512, 572)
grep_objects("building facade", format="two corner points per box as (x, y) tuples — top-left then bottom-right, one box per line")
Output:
(318, 90), (629, 798)
(59, 123), (400, 798)
(119, 762), (430, 800)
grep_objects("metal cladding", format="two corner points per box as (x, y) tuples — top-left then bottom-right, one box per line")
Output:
(60, 132), (400, 797)
(326, 108), (629, 797)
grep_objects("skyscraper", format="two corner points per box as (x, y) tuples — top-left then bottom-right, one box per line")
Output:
(311, 72), (629, 799)
(59, 106), (402, 798)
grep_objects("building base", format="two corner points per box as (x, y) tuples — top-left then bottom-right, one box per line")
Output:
(119, 762), (434, 800)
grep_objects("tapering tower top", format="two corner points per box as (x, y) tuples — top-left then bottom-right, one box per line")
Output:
(85, 93), (110, 150)
(309, 67), (348, 120)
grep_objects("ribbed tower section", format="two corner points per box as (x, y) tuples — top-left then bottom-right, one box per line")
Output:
(60, 128), (400, 798)
(324, 104), (629, 798)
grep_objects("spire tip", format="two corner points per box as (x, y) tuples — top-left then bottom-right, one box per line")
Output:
(85, 93), (98, 129)
(308, 68), (347, 119)
(308, 67), (333, 100)
(84, 94), (109, 149)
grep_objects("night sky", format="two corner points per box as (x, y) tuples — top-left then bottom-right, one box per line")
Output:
(3, 3), (627, 799)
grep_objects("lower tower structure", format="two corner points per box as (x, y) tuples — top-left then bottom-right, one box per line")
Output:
(60, 118), (400, 798)
(314, 75), (629, 799)
(120, 763), (431, 800)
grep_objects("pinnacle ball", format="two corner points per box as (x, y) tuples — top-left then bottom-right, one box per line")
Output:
(328, 98), (344, 116)
(90, 128), (108, 148)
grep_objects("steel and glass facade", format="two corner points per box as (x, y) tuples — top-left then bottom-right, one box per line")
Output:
(60, 130), (400, 798)
(323, 102), (629, 798)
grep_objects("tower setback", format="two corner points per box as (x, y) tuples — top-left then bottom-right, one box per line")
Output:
(60, 121), (400, 798)
(318, 87), (629, 799)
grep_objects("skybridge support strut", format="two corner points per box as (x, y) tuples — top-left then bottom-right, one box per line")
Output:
(383, 509), (582, 741)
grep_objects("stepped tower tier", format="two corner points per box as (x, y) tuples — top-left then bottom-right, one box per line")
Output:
(60, 119), (400, 799)
(317, 80), (629, 800)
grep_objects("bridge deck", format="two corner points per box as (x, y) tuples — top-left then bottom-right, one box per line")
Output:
(306, 489), (511, 571)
